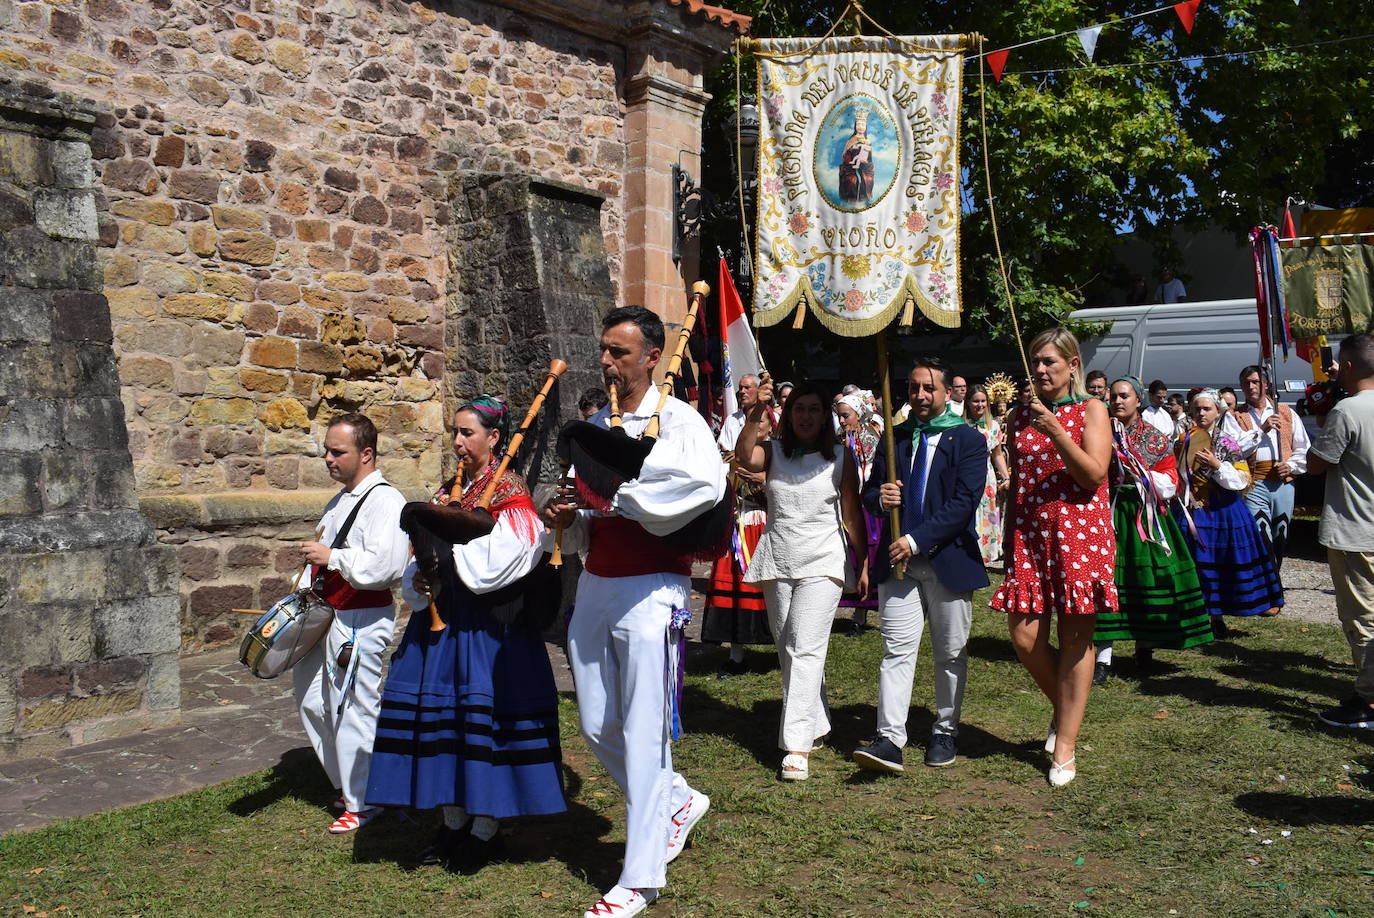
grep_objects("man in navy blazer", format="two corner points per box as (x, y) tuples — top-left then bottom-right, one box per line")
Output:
(852, 357), (989, 771)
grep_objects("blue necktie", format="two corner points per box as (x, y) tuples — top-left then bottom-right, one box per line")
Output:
(909, 432), (929, 527)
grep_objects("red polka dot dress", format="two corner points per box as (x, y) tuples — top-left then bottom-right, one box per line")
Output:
(991, 401), (1118, 616)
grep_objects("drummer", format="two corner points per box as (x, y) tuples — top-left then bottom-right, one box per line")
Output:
(365, 396), (566, 873)
(296, 413), (409, 833)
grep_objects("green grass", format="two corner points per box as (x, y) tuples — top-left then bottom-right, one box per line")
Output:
(4, 590), (1373, 917)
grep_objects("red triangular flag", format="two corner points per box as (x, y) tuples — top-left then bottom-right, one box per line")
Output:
(987, 48), (1010, 82)
(1174, 0), (1202, 33)
(1282, 207), (1297, 240)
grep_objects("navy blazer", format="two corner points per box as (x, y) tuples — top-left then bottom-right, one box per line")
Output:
(861, 419), (991, 594)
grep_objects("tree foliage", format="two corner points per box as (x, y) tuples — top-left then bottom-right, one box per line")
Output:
(702, 0), (1374, 344)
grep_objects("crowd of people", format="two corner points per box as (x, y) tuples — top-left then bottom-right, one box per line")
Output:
(277, 303), (1374, 918)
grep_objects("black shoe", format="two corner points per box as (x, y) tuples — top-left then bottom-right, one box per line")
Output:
(716, 657), (748, 678)
(446, 831), (505, 874)
(419, 823), (469, 865)
(1211, 617), (1230, 639)
(1092, 661), (1111, 685)
(924, 733), (957, 767)
(852, 736), (904, 773)
(1318, 696), (1374, 729)
(1135, 647), (1158, 674)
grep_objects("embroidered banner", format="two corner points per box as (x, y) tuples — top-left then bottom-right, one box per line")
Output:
(752, 35), (968, 335)
(1279, 243), (1374, 336)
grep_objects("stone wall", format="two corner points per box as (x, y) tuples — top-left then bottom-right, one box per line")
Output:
(0, 79), (182, 758)
(0, 0), (741, 652)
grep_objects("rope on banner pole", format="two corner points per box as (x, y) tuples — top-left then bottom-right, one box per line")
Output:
(975, 34), (1032, 383)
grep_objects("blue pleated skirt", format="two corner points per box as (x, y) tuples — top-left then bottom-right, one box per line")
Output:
(1176, 489), (1284, 617)
(365, 592), (566, 818)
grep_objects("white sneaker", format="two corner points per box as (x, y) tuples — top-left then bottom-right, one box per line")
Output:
(666, 792), (710, 863)
(583, 885), (658, 918)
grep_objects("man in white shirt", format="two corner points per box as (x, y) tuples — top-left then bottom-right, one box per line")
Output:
(1141, 379), (1174, 436)
(716, 373), (760, 454)
(545, 306), (726, 918)
(296, 413), (409, 833)
(1155, 265), (1187, 303)
(1309, 335), (1374, 728)
(1229, 365), (1310, 574)
(947, 375), (968, 417)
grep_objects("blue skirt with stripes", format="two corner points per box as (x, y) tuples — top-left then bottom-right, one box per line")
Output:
(364, 592), (566, 818)
(1176, 489), (1284, 617)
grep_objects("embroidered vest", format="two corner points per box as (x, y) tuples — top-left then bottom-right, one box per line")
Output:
(585, 515), (693, 579)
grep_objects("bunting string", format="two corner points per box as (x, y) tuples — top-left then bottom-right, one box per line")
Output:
(967, 0), (1203, 62)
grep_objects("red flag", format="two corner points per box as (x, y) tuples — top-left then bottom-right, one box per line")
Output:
(718, 256), (763, 419)
(1174, 0), (1202, 33)
(1281, 207), (1297, 240)
(987, 48), (1010, 82)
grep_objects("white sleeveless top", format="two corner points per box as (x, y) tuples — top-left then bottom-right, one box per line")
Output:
(744, 442), (847, 584)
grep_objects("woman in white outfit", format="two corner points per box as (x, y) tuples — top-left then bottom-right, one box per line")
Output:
(736, 379), (870, 780)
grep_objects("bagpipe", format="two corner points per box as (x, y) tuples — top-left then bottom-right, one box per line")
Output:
(401, 359), (568, 633)
(552, 281), (734, 564)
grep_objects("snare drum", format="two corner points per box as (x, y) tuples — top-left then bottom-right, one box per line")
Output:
(239, 589), (335, 679)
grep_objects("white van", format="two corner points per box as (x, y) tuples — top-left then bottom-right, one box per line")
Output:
(1067, 299), (1321, 404)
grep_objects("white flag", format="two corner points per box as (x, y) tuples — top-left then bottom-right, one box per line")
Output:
(1076, 25), (1102, 62)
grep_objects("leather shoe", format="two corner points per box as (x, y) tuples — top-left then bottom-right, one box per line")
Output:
(924, 733), (956, 767)
(852, 736), (904, 773)
(419, 823), (469, 866)
(1091, 661), (1111, 685)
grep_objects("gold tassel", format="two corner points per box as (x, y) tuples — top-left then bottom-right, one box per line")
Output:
(792, 299), (807, 329)
(900, 295), (915, 327)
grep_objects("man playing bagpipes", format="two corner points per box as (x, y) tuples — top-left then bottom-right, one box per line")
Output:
(544, 301), (727, 918)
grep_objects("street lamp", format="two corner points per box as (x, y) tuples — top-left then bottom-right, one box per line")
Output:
(723, 95), (760, 280)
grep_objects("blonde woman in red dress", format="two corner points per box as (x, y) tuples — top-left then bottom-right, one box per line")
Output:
(991, 329), (1116, 786)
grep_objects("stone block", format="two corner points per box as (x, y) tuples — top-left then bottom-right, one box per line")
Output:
(3, 549), (107, 605)
(323, 166), (358, 191)
(248, 335), (296, 369)
(320, 312), (366, 345)
(153, 134), (186, 167)
(0, 454), (42, 516)
(277, 306), (316, 338)
(141, 261), (199, 295)
(211, 205), (264, 230)
(185, 325), (245, 369)
(228, 32), (264, 63)
(298, 340), (344, 374)
(189, 397), (256, 426)
(226, 542), (270, 569)
(103, 253), (138, 286)
(257, 279), (299, 304)
(0, 398), (61, 451)
(302, 288), (344, 310)
(34, 189), (97, 241)
(105, 285), (157, 318)
(95, 595), (180, 656)
(76, 709), (180, 744)
(240, 367), (289, 394)
(295, 218), (329, 242)
(188, 223), (216, 256)
(168, 169), (222, 204)
(0, 286), (52, 342)
(23, 690), (142, 730)
(118, 355), (174, 389)
(145, 651), (180, 710)
(262, 396), (308, 430)
(163, 293), (230, 321)
(266, 456), (299, 489)
(351, 195), (388, 225)
(102, 158), (159, 194)
(178, 543), (220, 581)
(204, 366), (245, 397)
(74, 655), (145, 693)
(242, 302), (278, 332)
(344, 345), (382, 376)
(140, 395), (191, 425)
(202, 270), (253, 300)
(54, 290), (113, 343)
(187, 73), (230, 106)
(218, 230), (276, 265)
(263, 430), (319, 457)
(0, 676), (15, 734)
(20, 665), (73, 700)
(0, 225), (100, 291)
(323, 271), (369, 292)
(62, 397), (127, 451)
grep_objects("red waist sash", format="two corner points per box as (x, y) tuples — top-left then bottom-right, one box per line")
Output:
(313, 567), (392, 610)
(585, 515), (693, 579)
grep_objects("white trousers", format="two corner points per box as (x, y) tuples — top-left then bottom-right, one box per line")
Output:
(762, 576), (842, 752)
(568, 571), (693, 891)
(293, 605), (394, 813)
(876, 558), (973, 746)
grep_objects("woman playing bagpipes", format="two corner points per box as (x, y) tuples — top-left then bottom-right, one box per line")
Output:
(1175, 388), (1284, 634)
(365, 396), (564, 873)
(1091, 377), (1211, 681)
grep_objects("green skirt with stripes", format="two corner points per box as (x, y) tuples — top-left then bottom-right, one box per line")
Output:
(1093, 487), (1213, 649)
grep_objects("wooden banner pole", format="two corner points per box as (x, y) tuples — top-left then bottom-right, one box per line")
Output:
(876, 327), (906, 581)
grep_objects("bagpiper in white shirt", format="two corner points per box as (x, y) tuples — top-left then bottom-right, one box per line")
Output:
(295, 414), (409, 834)
(545, 307), (725, 918)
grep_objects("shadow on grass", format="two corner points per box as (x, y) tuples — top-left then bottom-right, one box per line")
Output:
(226, 748), (330, 818)
(1234, 790), (1374, 826)
(349, 763), (621, 887)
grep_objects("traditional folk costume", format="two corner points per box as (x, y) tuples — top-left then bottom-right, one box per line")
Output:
(552, 389), (725, 895)
(1176, 422), (1284, 618)
(701, 463), (773, 649)
(1227, 397), (1309, 573)
(838, 392), (881, 626)
(293, 469), (409, 830)
(1093, 419), (1212, 650)
(969, 415), (1005, 565)
(365, 463), (565, 829)
(991, 400), (1118, 617)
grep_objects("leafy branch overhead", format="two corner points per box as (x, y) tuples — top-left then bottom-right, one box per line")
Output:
(704, 0), (1374, 341)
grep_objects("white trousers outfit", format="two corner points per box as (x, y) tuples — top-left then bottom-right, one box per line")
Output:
(763, 576), (842, 751)
(568, 570), (693, 891)
(876, 557), (973, 745)
(293, 605), (395, 812)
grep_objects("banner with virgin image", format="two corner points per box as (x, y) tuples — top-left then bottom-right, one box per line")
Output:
(752, 35), (968, 335)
